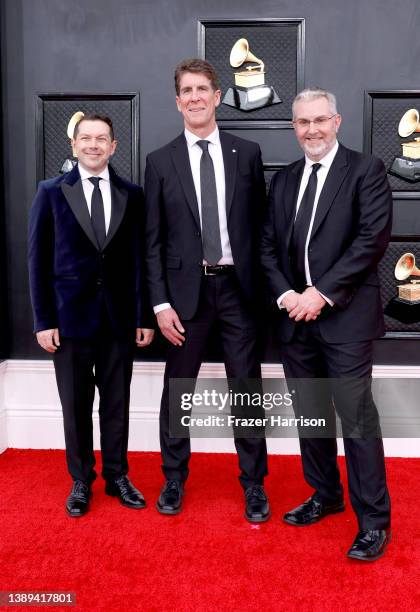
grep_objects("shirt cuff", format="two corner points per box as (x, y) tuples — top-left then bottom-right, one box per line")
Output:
(277, 290), (295, 310)
(153, 303), (171, 314)
(315, 288), (334, 307)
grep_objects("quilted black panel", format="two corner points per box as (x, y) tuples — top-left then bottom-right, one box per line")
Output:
(38, 95), (138, 182)
(263, 165), (285, 192)
(204, 23), (300, 122)
(379, 241), (420, 331)
(371, 96), (420, 192)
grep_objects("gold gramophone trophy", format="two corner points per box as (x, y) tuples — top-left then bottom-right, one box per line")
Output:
(384, 252), (420, 323)
(388, 109), (420, 182)
(60, 111), (84, 173)
(222, 38), (282, 111)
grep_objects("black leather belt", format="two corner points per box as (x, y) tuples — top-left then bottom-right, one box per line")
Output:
(202, 265), (235, 276)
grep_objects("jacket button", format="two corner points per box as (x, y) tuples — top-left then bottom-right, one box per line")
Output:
(96, 279), (103, 286)
(197, 231), (201, 237)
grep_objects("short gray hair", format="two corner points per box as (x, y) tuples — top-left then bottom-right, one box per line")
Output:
(292, 88), (338, 117)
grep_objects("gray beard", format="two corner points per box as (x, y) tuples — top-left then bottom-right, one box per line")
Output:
(302, 141), (329, 158)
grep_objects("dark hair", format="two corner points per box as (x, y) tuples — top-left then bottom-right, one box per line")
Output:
(73, 113), (114, 140)
(174, 58), (220, 95)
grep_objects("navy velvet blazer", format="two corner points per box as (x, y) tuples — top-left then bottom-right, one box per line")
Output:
(28, 164), (152, 338)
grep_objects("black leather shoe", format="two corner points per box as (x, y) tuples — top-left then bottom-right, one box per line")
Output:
(347, 529), (391, 561)
(66, 480), (91, 517)
(156, 480), (183, 515)
(244, 485), (271, 523)
(105, 475), (146, 509)
(283, 495), (345, 526)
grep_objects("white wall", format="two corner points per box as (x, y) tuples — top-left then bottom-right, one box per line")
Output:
(0, 362), (7, 453)
(1, 360), (419, 457)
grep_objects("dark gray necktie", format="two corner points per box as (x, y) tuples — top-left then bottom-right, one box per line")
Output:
(290, 163), (321, 287)
(197, 140), (223, 265)
(89, 177), (106, 248)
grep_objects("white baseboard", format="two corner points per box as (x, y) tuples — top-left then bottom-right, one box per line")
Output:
(2, 360), (420, 457)
(0, 362), (7, 453)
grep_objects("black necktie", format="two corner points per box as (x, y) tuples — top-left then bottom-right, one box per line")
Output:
(196, 140), (223, 266)
(290, 163), (321, 288)
(89, 177), (106, 248)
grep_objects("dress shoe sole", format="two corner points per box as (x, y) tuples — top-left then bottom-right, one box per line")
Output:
(283, 503), (345, 526)
(347, 533), (391, 562)
(156, 501), (182, 515)
(245, 510), (271, 523)
(105, 489), (146, 509)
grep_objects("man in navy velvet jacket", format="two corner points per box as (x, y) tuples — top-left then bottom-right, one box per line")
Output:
(28, 113), (154, 517)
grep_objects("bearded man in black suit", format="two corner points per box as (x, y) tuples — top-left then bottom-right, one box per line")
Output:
(261, 88), (392, 561)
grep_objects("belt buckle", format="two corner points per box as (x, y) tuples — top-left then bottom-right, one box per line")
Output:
(203, 265), (217, 276)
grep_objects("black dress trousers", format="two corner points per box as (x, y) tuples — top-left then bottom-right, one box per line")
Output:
(53, 307), (134, 484)
(281, 321), (391, 530)
(159, 271), (268, 489)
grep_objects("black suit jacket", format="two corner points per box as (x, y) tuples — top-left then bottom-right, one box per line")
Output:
(144, 131), (266, 320)
(260, 144), (393, 343)
(28, 164), (152, 338)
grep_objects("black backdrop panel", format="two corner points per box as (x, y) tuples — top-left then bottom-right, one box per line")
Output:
(36, 93), (139, 184)
(263, 163), (285, 191)
(3, 0), (420, 362)
(364, 91), (420, 196)
(199, 19), (304, 128)
(379, 239), (420, 334)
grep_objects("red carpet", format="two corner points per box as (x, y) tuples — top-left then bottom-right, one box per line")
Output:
(0, 450), (419, 611)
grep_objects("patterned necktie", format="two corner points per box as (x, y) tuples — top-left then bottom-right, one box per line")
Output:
(89, 177), (106, 248)
(196, 140), (223, 265)
(290, 163), (321, 288)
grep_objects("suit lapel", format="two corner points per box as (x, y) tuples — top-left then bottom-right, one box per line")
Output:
(61, 168), (99, 250)
(285, 159), (305, 249)
(170, 134), (200, 228)
(220, 132), (237, 219)
(310, 144), (350, 239)
(61, 164), (128, 251)
(103, 181), (127, 248)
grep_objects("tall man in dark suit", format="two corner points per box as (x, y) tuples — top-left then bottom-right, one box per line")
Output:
(261, 88), (392, 560)
(144, 59), (269, 521)
(29, 113), (154, 517)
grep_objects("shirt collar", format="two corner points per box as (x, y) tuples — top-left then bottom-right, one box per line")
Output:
(184, 126), (220, 149)
(304, 140), (339, 171)
(78, 163), (110, 182)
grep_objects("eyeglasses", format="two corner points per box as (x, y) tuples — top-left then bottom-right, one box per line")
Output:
(293, 114), (337, 128)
